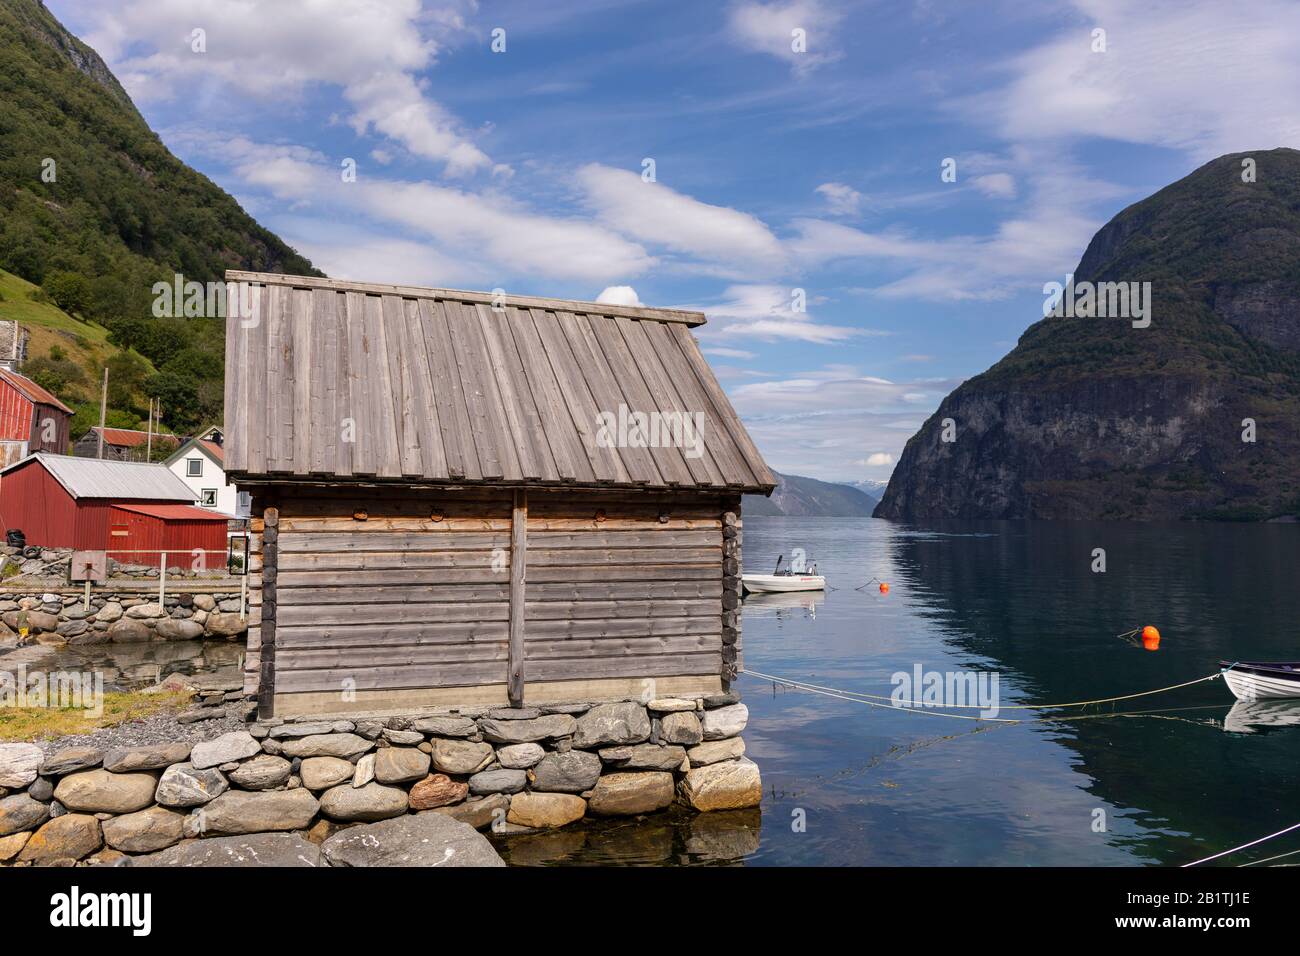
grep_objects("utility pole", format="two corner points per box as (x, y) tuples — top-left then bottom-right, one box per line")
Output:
(97, 367), (108, 459)
(146, 398), (154, 458)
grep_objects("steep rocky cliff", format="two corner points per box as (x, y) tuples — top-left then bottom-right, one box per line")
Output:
(875, 149), (1300, 521)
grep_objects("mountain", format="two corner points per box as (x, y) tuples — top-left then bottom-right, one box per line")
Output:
(841, 479), (888, 500)
(0, 0), (320, 436)
(744, 471), (879, 516)
(876, 149), (1300, 522)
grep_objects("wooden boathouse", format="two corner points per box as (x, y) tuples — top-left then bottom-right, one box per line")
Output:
(224, 271), (775, 718)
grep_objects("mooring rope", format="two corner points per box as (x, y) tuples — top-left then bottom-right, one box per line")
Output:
(1182, 820), (1300, 867)
(740, 666), (1221, 711)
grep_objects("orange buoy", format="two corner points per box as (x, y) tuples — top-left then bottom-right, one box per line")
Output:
(879, 582), (890, 594)
(1140, 625), (1161, 651)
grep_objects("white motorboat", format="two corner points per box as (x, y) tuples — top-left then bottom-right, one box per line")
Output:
(740, 572), (826, 593)
(741, 553), (826, 593)
(1219, 661), (1300, 700)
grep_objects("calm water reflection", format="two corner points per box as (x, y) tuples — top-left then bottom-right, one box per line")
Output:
(500, 517), (1300, 866)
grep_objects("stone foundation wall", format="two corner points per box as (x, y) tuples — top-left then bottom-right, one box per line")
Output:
(0, 694), (758, 866)
(3, 546), (242, 582)
(0, 591), (248, 644)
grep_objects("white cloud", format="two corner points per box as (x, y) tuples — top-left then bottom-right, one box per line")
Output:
(727, 0), (844, 73)
(703, 346), (758, 359)
(173, 131), (654, 283)
(688, 285), (868, 344)
(68, 0), (490, 175)
(974, 0), (1300, 159)
(815, 182), (863, 215)
(578, 165), (787, 275)
(971, 173), (1016, 199)
(596, 285), (643, 306)
(727, 365), (963, 479)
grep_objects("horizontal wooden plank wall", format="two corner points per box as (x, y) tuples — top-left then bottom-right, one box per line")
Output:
(249, 488), (514, 701)
(523, 491), (724, 684)
(245, 486), (732, 712)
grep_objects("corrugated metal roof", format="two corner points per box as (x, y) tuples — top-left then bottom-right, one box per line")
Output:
(112, 503), (229, 521)
(93, 426), (179, 448)
(223, 271), (776, 492)
(0, 368), (73, 415)
(0, 453), (199, 501)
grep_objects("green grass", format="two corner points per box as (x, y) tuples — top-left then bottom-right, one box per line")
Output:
(0, 268), (111, 344)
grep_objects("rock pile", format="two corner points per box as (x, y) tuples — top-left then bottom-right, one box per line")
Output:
(0, 694), (758, 866)
(0, 591), (247, 645)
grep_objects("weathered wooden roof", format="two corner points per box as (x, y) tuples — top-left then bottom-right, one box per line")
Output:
(223, 272), (775, 492)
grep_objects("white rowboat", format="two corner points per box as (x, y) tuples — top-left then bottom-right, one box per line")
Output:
(1219, 661), (1300, 700)
(740, 573), (826, 593)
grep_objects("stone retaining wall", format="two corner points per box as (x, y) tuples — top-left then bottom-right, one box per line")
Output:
(0, 591), (247, 644)
(3, 546), (241, 582)
(0, 694), (758, 866)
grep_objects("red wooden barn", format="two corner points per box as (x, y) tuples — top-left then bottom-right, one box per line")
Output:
(0, 368), (73, 466)
(0, 453), (228, 568)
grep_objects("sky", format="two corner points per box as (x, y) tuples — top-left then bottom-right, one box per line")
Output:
(46, 0), (1300, 484)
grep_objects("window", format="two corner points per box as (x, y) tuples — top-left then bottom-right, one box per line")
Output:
(186, 458), (203, 477)
(200, 489), (218, 507)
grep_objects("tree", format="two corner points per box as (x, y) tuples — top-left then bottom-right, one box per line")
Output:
(40, 270), (92, 315)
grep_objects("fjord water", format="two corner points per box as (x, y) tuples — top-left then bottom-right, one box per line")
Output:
(495, 516), (1300, 866)
(736, 516), (1300, 866)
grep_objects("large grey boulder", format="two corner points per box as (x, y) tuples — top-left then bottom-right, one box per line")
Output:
(299, 756), (355, 791)
(319, 783), (408, 822)
(193, 788), (319, 835)
(155, 619), (205, 641)
(227, 754), (292, 791)
(136, 833), (322, 867)
(155, 763), (229, 807)
(495, 743), (546, 769)
(0, 793), (50, 836)
(414, 715), (477, 737)
(103, 742), (193, 772)
(528, 750), (601, 793)
(321, 812), (505, 867)
(478, 714), (576, 744)
(678, 757), (762, 811)
(374, 747), (430, 784)
(659, 711), (704, 745)
(701, 703), (748, 740)
(587, 771), (675, 816)
(430, 738), (494, 775)
(39, 747), (103, 776)
(18, 814), (102, 864)
(101, 806), (186, 853)
(279, 733), (373, 760)
(687, 738), (745, 766)
(573, 702), (651, 748)
(0, 743), (44, 788)
(190, 731), (261, 769)
(468, 768), (527, 795)
(598, 743), (688, 771)
(54, 769), (157, 814)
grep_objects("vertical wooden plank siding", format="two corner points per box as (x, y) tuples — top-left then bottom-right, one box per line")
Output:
(257, 503), (279, 719)
(508, 489), (528, 706)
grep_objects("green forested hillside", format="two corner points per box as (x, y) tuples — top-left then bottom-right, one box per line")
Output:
(0, 0), (321, 436)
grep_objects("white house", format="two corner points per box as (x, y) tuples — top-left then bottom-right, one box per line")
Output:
(163, 426), (248, 524)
